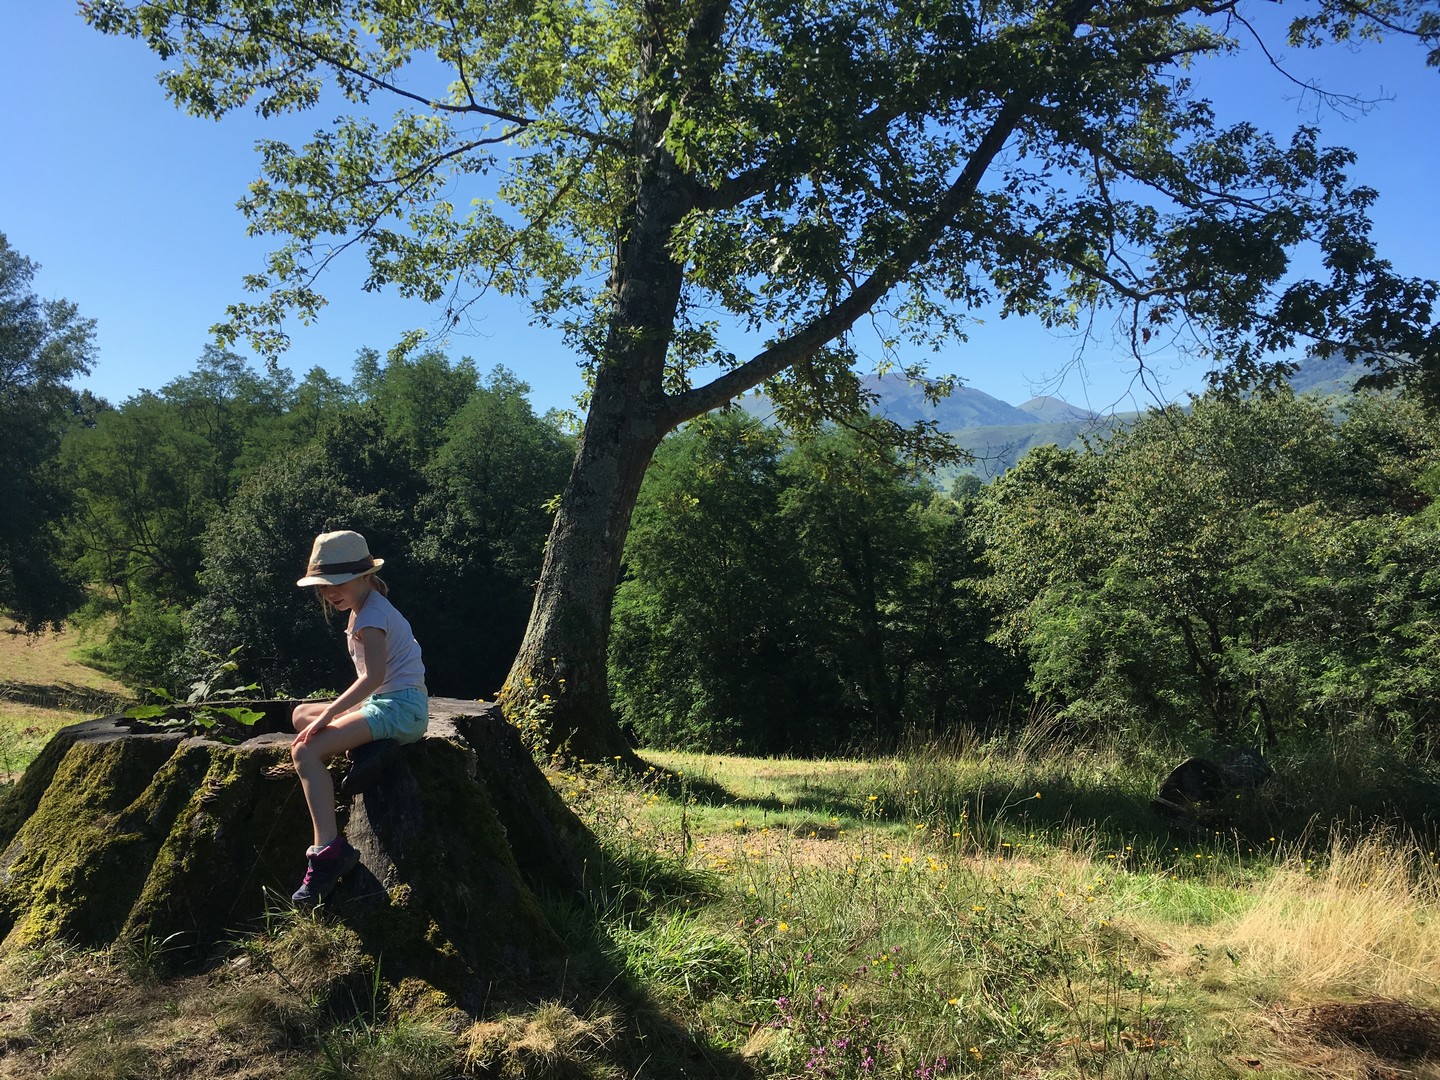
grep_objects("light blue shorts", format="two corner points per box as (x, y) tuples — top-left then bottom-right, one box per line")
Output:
(359, 686), (429, 744)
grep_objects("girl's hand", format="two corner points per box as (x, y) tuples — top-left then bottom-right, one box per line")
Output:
(294, 717), (330, 746)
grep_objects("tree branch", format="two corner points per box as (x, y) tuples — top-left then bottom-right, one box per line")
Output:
(438, 145), (601, 329)
(1228, 7), (1388, 114)
(1089, 0), (1239, 30)
(669, 0), (1114, 423)
(211, 13), (630, 153)
(282, 136), (501, 291)
(664, 94), (1033, 425)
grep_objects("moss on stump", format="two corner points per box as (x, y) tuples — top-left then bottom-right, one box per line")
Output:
(0, 699), (586, 1005)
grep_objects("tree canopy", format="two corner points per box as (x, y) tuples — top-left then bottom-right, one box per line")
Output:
(0, 233), (96, 630)
(980, 390), (1440, 750)
(611, 414), (1020, 753)
(57, 347), (572, 701)
(86, 0), (1440, 755)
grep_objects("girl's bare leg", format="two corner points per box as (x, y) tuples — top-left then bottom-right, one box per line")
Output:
(291, 700), (330, 734)
(290, 711), (373, 848)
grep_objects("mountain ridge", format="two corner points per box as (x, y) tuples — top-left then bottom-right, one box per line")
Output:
(739, 359), (1350, 480)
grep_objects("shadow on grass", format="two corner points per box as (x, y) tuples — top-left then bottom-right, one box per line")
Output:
(656, 751), (1440, 868)
(517, 845), (755, 1079)
(641, 767), (860, 822)
(454, 726), (758, 1078)
(0, 679), (126, 715)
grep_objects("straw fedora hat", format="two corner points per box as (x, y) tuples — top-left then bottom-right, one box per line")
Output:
(296, 530), (385, 587)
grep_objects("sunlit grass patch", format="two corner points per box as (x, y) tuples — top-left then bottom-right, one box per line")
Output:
(1105, 870), (1256, 927)
(566, 743), (1440, 1080)
(641, 749), (883, 805)
(0, 701), (85, 776)
(863, 742), (1166, 855)
(607, 908), (747, 1002)
(1211, 830), (1440, 1002)
(0, 617), (126, 700)
(0, 617), (126, 777)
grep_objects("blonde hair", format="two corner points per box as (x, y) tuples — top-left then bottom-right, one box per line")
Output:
(314, 573), (389, 620)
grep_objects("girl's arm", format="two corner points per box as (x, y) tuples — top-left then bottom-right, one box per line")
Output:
(294, 629), (389, 745)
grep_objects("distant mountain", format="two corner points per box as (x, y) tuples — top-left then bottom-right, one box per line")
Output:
(1288, 353), (1367, 398)
(854, 375), (1123, 481)
(816, 356), (1375, 487)
(738, 371), (1043, 430)
(732, 355), (1375, 491)
(736, 371), (1115, 483)
(944, 415), (1129, 483)
(1017, 395), (1097, 423)
(860, 373), (1038, 428)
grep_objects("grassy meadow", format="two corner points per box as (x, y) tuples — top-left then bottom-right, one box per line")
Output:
(0, 618), (126, 778)
(0, 639), (1438, 1078)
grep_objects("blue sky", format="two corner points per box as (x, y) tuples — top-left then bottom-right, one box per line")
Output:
(3, 4), (1436, 416)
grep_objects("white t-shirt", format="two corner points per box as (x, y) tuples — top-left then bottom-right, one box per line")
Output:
(346, 590), (427, 696)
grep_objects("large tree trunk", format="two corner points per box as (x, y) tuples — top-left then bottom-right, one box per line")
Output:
(502, 365), (667, 763)
(0, 699), (596, 1008)
(492, 0), (1022, 760)
(501, 20), (699, 761)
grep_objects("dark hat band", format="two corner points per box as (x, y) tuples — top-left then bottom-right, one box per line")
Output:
(308, 557), (375, 576)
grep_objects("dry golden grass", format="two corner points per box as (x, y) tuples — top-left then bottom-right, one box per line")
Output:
(1257, 1000), (1440, 1080)
(460, 1001), (619, 1079)
(1212, 832), (1440, 1003)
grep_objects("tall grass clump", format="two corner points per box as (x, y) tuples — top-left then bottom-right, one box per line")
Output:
(1269, 736), (1440, 833)
(868, 728), (1164, 855)
(1216, 829), (1440, 1002)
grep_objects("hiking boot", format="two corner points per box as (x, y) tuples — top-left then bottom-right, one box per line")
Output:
(291, 838), (361, 905)
(338, 739), (401, 799)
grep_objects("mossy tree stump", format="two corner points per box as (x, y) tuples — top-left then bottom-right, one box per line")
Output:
(0, 698), (595, 1006)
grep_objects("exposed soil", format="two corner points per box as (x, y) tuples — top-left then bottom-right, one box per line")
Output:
(1257, 1000), (1440, 1080)
(1298, 1000), (1440, 1062)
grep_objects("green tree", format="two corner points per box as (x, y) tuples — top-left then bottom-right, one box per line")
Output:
(161, 344), (295, 479)
(187, 435), (402, 697)
(779, 428), (936, 743)
(981, 390), (1440, 748)
(428, 366), (573, 578)
(897, 492), (1028, 740)
(356, 347), (480, 462)
(64, 393), (213, 614)
(611, 417), (1019, 753)
(978, 443), (1108, 659)
(285, 365), (358, 444)
(63, 349), (289, 610)
(416, 367), (576, 696)
(88, 0), (1440, 756)
(0, 233), (95, 630)
(610, 412), (808, 751)
(189, 382), (571, 700)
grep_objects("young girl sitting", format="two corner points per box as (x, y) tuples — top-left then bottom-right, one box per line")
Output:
(290, 530), (429, 904)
